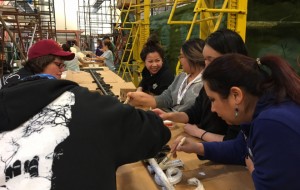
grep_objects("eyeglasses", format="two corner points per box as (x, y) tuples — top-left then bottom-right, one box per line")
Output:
(178, 55), (184, 60)
(53, 61), (66, 69)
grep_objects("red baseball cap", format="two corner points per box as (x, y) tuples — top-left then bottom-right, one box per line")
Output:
(28, 39), (75, 61)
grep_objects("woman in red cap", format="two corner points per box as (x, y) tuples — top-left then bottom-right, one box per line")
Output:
(0, 39), (74, 89)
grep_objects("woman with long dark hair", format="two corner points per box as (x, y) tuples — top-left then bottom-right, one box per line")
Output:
(172, 53), (300, 189)
(127, 38), (205, 112)
(153, 29), (248, 141)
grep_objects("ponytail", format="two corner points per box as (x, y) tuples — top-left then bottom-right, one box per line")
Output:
(259, 55), (300, 104)
(203, 53), (300, 105)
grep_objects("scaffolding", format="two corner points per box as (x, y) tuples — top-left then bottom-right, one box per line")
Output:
(116, 0), (173, 85)
(167, 0), (248, 74)
(0, 0), (56, 77)
(77, 0), (118, 52)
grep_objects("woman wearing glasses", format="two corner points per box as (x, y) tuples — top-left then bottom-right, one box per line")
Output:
(127, 38), (205, 112)
(153, 29), (248, 142)
(0, 39), (74, 89)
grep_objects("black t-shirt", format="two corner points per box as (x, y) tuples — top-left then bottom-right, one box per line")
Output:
(185, 88), (240, 140)
(139, 64), (174, 95)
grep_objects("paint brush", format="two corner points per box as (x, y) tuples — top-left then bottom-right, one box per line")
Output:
(159, 137), (186, 166)
(123, 96), (130, 104)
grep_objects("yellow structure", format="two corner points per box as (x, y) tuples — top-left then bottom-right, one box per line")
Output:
(116, 0), (172, 86)
(117, 0), (248, 82)
(168, 0), (248, 74)
(116, 0), (150, 86)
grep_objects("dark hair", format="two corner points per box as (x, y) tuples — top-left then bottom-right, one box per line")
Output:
(205, 29), (248, 56)
(23, 55), (57, 73)
(62, 44), (71, 52)
(72, 40), (78, 46)
(181, 38), (205, 70)
(140, 34), (164, 62)
(203, 53), (300, 105)
(103, 36), (110, 40)
(103, 41), (113, 52)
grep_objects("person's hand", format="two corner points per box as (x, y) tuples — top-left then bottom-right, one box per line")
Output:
(126, 91), (138, 106)
(152, 108), (166, 115)
(126, 91), (155, 108)
(152, 108), (171, 121)
(170, 136), (202, 158)
(245, 156), (254, 173)
(184, 124), (202, 137)
(152, 108), (167, 116)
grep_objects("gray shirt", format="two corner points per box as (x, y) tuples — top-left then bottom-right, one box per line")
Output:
(155, 72), (203, 112)
(102, 50), (115, 71)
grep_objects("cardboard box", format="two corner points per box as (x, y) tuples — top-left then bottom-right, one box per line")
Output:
(119, 82), (136, 102)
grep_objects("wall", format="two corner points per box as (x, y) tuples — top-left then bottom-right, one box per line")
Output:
(54, 0), (78, 30)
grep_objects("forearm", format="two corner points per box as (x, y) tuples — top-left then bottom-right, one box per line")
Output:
(184, 124), (224, 142)
(199, 130), (224, 142)
(79, 57), (93, 64)
(129, 93), (157, 109)
(200, 133), (246, 164)
(194, 142), (205, 156)
(145, 96), (157, 109)
(166, 112), (189, 123)
(89, 56), (104, 61)
(97, 56), (105, 61)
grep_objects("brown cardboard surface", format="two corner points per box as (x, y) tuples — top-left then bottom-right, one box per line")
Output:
(64, 70), (94, 84)
(110, 82), (136, 97)
(119, 85), (136, 101)
(97, 70), (125, 83)
(65, 69), (136, 97)
(96, 69), (136, 97)
(81, 66), (108, 70)
(116, 124), (255, 190)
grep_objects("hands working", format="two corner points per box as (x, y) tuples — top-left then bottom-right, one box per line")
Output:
(184, 124), (203, 138)
(152, 108), (171, 120)
(170, 136), (204, 158)
(126, 91), (156, 108)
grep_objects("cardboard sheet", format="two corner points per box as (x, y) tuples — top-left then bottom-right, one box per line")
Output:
(97, 70), (125, 83)
(65, 69), (136, 97)
(116, 124), (255, 190)
(65, 70), (252, 189)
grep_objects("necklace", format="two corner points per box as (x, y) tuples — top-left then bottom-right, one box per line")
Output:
(177, 72), (202, 104)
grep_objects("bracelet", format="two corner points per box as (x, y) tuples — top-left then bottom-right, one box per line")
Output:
(200, 131), (208, 141)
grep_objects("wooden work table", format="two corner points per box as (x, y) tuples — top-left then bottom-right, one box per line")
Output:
(116, 123), (255, 190)
(64, 69), (254, 189)
(64, 67), (136, 99)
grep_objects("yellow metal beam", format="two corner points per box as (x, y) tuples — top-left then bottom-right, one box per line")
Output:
(116, 0), (152, 86)
(168, 0), (248, 74)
